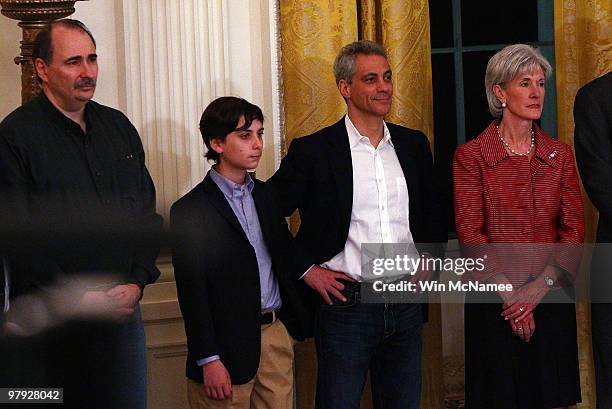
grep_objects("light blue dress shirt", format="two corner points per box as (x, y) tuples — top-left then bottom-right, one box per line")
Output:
(198, 168), (282, 366)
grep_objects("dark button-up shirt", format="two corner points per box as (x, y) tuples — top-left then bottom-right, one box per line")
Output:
(0, 93), (162, 297)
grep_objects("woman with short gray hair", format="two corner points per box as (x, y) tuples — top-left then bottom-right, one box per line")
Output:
(454, 44), (584, 408)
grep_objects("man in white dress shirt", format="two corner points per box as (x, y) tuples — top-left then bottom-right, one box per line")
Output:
(269, 40), (445, 409)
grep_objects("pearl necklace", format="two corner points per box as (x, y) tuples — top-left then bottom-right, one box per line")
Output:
(496, 125), (535, 156)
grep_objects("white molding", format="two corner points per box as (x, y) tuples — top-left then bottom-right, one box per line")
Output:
(268, 0), (284, 168)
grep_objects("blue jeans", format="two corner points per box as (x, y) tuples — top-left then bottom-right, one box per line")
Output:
(314, 283), (423, 409)
(62, 305), (147, 409)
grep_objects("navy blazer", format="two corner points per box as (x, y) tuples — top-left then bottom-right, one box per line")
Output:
(171, 173), (312, 384)
(268, 117), (446, 317)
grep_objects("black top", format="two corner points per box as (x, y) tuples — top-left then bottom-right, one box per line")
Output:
(0, 93), (162, 297)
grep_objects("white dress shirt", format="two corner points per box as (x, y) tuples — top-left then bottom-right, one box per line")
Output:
(320, 115), (416, 281)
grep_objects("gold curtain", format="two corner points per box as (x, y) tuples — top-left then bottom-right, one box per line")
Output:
(554, 1), (612, 408)
(279, 0), (358, 147)
(279, 1), (440, 408)
(360, 0), (434, 141)
(280, 0), (434, 147)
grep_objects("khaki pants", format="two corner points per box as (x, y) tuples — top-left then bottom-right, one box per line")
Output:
(188, 319), (295, 409)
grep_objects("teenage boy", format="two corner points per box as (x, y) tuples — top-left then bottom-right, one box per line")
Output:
(171, 97), (311, 409)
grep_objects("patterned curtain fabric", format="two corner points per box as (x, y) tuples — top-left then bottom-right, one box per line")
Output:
(361, 0), (434, 142)
(279, 0), (434, 148)
(555, 1), (612, 408)
(279, 0), (357, 149)
(279, 1), (441, 408)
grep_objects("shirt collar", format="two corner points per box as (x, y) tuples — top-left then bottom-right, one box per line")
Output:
(345, 114), (392, 149)
(209, 166), (254, 199)
(480, 120), (560, 167)
(37, 91), (93, 133)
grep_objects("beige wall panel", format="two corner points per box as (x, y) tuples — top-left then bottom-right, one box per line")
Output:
(147, 345), (189, 409)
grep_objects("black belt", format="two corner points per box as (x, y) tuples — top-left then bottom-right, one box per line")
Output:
(261, 310), (277, 325)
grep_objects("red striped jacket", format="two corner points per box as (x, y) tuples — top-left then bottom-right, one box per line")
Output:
(453, 121), (585, 286)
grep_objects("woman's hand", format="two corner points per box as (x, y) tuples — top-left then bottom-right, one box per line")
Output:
(501, 279), (549, 322)
(509, 311), (536, 342)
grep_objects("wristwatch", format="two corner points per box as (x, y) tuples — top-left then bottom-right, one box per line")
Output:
(543, 275), (555, 288)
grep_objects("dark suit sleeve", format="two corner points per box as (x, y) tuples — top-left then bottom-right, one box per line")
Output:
(265, 184), (315, 280)
(574, 84), (612, 220)
(268, 138), (316, 272)
(419, 134), (447, 257)
(170, 204), (220, 361)
(268, 138), (312, 217)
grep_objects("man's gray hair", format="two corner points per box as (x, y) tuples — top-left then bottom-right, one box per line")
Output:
(333, 40), (388, 85)
(485, 44), (552, 118)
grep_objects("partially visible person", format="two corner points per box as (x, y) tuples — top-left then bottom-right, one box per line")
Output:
(454, 44), (584, 409)
(0, 19), (161, 408)
(171, 97), (311, 409)
(574, 70), (612, 409)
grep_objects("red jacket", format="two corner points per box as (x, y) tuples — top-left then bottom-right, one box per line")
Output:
(453, 121), (584, 287)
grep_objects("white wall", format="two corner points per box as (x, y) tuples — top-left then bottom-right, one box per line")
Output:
(72, 0), (121, 111)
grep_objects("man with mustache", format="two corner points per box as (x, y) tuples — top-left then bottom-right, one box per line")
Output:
(0, 19), (161, 408)
(269, 40), (445, 409)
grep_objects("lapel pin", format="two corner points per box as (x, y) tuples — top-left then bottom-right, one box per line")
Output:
(549, 151), (557, 158)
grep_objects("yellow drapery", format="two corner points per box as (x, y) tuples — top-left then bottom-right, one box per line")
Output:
(279, 0), (358, 147)
(279, 1), (440, 408)
(359, 0), (434, 141)
(280, 0), (434, 148)
(555, 1), (612, 408)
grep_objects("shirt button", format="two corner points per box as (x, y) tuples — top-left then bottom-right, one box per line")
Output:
(104, 199), (111, 205)
(95, 171), (101, 177)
